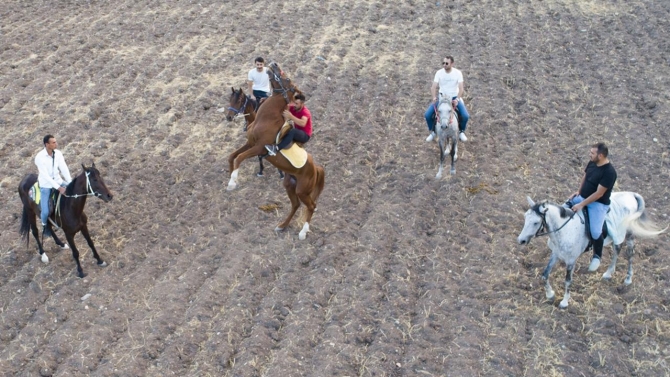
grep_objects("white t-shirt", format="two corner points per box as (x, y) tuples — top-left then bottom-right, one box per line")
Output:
(248, 67), (270, 93)
(433, 67), (463, 99)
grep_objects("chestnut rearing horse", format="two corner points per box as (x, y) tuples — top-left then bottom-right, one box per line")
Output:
(227, 62), (325, 240)
(226, 87), (283, 178)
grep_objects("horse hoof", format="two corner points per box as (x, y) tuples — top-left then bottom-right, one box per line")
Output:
(227, 183), (237, 191)
(60, 244), (70, 250)
(624, 277), (633, 285)
(98, 261), (108, 267)
(78, 273), (87, 279)
(559, 302), (569, 309)
(602, 272), (612, 281)
(546, 295), (555, 303)
(299, 232), (307, 240)
(275, 226), (284, 232)
(450, 169), (456, 175)
(41, 253), (49, 264)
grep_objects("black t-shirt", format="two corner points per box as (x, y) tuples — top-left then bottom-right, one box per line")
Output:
(579, 161), (617, 205)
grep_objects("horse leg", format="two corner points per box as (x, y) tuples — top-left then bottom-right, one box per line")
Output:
(624, 234), (635, 285)
(81, 225), (107, 267)
(603, 241), (621, 281)
(296, 187), (317, 241)
(30, 215), (49, 264)
(64, 232), (86, 278)
(227, 143), (252, 187)
(49, 227), (69, 250)
(541, 254), (558, 302)
(436, 140), (445, 179)
(276, 175), (300, 232)
(559, 263), (575, 309)
(257, 155), (265, 177)
(450, 139), (457, 175)
(228, 145), (265, 190)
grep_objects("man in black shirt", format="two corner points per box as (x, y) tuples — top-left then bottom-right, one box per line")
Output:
(568, 143), (617, 271)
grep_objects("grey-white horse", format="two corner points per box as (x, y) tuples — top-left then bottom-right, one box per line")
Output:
(517, 192), (666, 308)
(435, 97), (459, 179)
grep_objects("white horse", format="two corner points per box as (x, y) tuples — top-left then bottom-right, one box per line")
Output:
(435, 97), (459, 179)
(517, 192), (666, 309)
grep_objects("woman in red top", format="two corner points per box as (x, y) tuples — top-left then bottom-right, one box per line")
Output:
(265, 93), (312, 156)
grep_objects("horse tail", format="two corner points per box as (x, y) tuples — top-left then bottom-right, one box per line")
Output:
(624, 193), (667, 238)
(19, 197), (31, 247)
(311, 164), (325, 203)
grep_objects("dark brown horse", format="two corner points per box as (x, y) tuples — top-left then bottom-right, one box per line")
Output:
(226, 87), (283, 178)
(227, 62), (325, 239)
(18, 163), (113, 277)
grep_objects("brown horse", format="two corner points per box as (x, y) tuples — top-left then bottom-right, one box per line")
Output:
(226, 87), (283, 178)
(227, 62), (325, 239)
(18, 163), (113, 277)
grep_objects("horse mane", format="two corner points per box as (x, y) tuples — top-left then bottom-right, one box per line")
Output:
(532, 201), (574, 218)
(65, 171), (82, 196)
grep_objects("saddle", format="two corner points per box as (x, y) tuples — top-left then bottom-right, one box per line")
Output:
(274, 121), (307, 168)
(29, 182), (57, 216)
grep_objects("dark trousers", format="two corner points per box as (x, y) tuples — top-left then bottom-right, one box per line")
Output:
(278, 129), (310, 150)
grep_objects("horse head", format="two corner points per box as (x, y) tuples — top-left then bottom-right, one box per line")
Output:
(517, 197), (547, 245)
(226, 87), (247, 122)
(267, 62), (300, 103)
(82, 162), (113, 202)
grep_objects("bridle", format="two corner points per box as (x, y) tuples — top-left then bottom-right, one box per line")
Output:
(61, 171), (102, 199)
(227, 92), (251, 117)
(269, 68), (295, 103)
(435, 100), (457, 129)
(532, 204), (580, 238)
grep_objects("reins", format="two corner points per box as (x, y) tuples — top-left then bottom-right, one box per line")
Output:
(534, 206), (582, 238)
(270, 70), (295, 103)
(54, 171), (100, 226)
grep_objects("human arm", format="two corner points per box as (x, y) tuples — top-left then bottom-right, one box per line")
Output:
(283, 109), (308, 127)
(431, 82), (439, 102)
(247, 80), (255, 98)
(571, 184), (608, 212)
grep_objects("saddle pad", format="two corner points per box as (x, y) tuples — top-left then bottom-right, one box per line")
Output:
(29, 182), (41, 205)
(279, 143), (307, 169)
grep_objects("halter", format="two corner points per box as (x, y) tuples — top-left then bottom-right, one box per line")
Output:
(532, 205), (580, 238)
(227, 93), (250, 116)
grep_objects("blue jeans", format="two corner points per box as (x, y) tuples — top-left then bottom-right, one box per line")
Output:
(424, 97), (470, 133)
(252, 90), (269, 100)
(40, 187), (52, 226)
(571, 195), (609, 239)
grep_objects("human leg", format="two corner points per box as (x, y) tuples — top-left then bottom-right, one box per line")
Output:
(424, 102), (437, 141)
(587, 201), (609, 271)
(39, 188), (51, 232)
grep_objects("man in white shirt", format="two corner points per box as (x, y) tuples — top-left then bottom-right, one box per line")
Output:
(247, 57), (271, 107)
(34, 134), (72, 235)
(424, 56), (470, 142)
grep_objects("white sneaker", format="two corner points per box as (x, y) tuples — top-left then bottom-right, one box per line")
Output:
(425, 132), (436, 142)
(588, 257), (601, 272)
(459, 132), (468, 142)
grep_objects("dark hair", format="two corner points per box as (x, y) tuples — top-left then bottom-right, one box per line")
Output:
(254, 57), (265, 64)
(294, 93), (306, 102)
(43, 134), (54, 145)
(592, 142), (609, 158)
(444, 56), (454, 63)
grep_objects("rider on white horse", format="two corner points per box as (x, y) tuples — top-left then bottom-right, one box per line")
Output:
(565, 143), (617, 271)
(424, 55), (470, 143)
